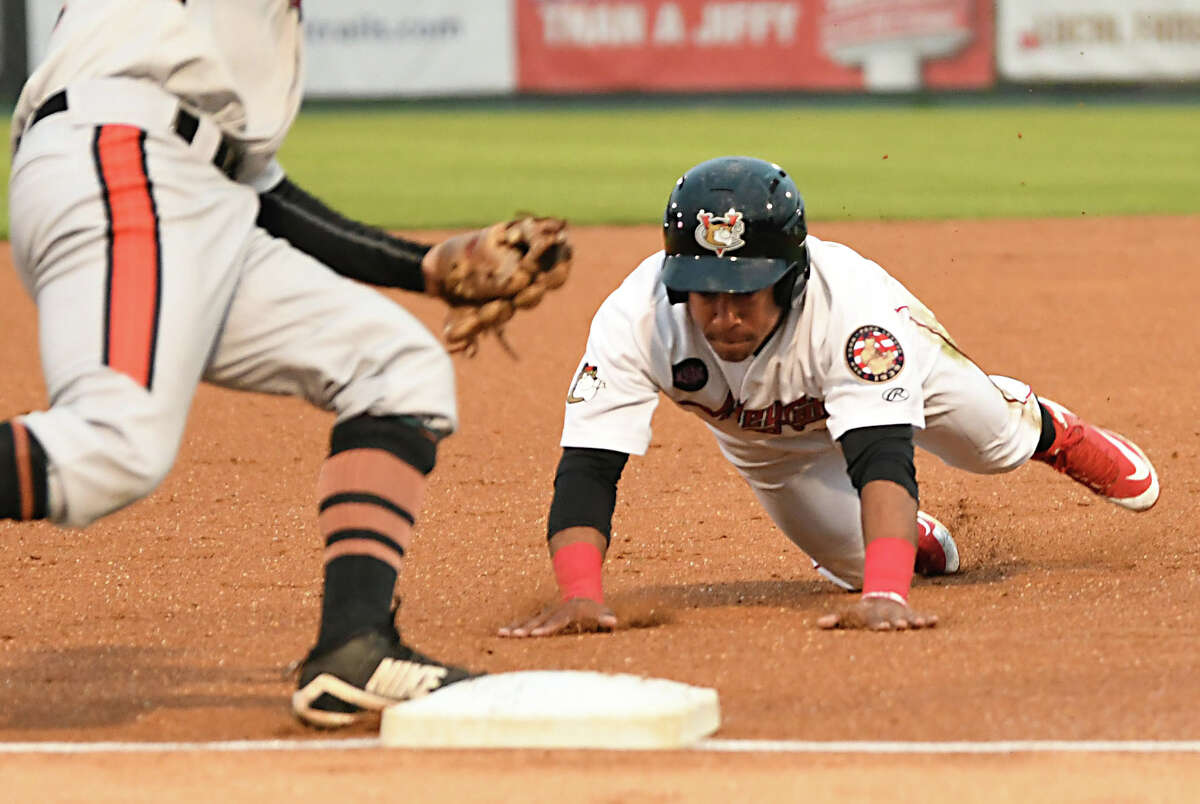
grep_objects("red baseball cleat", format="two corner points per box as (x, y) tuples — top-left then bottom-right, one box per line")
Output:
(915, 510), (959, 576)
(813, 510), (960, 586)
(1033, 398), (1159, 512)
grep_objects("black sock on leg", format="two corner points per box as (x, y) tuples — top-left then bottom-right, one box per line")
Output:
(315, 556), (398, 652)
(0, 421), (49, 520)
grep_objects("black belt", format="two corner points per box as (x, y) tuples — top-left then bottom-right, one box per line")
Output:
(25, 89), (242, 179)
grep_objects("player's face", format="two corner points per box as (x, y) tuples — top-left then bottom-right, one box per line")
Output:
(687, 288), (782, 362)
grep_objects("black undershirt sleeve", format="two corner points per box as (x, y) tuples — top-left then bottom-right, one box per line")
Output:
(546, 447), (630, 545)
(256, 177), (430, 291)
(838, 424), (918, 502)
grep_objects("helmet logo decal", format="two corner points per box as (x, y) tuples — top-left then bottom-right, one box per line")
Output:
(694, 209), (746, 257)
(845, 325), (905, 383)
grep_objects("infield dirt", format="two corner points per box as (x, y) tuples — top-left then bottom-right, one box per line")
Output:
(1, 217), (1197, 801)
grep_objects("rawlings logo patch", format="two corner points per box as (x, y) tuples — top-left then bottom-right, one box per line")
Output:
(567, 363), (604, 403)
(846, 325), (905, 383)
(694, 209), (746, 257)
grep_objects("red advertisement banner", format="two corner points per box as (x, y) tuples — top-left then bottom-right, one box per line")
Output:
(516, 0), (995, 92)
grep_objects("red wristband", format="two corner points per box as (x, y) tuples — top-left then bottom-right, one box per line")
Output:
(552, 541), (604, 603)
(861, 537), (917, 603)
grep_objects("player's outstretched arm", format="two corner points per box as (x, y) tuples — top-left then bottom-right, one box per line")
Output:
(498, 447), (628, 638)
(257, 175), (572, 355)
(817, 479), (938, 631)
(819, 426), (938, 631)
(498, 527), (618, 637)
(256, 175), (433, 291)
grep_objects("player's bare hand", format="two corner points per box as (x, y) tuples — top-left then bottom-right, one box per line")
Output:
(497, 598), (617, 638)
(817, 596), (938, 631)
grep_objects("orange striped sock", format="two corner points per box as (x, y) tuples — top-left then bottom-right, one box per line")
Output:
(314, 447), (426, 649)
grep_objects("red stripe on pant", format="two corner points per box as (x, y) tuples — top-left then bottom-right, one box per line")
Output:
(94, 125), (161, 389)
(11, 421), (34, 521)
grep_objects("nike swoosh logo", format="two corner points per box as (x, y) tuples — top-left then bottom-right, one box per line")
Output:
(1096, 429), (1150, 483)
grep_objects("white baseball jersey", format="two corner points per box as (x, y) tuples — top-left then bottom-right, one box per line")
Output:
(562, 236), (944, 454)
(561, 236), (1042, 587)
(9, 0), (455, 527)
(12, 0), (304, 182)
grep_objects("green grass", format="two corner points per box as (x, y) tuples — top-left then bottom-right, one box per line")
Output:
(3, 103), (1199, 235)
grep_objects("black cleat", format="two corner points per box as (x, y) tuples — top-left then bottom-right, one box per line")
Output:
(292, 623), (477, 729)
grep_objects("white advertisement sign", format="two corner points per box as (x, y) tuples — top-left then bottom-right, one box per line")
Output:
(998, 0), (1200, 81)
(25, 2), (517, 99)
(302, 1), (516, 97)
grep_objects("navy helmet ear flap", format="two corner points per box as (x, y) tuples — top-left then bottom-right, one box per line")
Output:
(772, 246), (810, 308)
(667, 288), (687, 305)
(772, 267), (797, 309)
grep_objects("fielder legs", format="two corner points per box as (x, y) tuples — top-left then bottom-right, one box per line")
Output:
(201, 229), (469, 724)
(6, 118), (258, 525)
(2, 104), (472, 726)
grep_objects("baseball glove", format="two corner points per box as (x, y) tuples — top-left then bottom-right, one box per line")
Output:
(424, 217), (573, 355)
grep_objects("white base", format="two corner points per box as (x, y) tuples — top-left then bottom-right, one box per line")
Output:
(380, 670), (720, 749)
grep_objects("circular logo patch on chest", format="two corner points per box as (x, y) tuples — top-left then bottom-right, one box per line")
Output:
(672, 358), (709, 392)
(845, 325), (905, 383)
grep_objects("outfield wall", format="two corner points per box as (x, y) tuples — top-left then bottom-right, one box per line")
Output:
(997, 0), (1200, 82)
(516, 0), (993, 93)
(11, 1), (1200, 101)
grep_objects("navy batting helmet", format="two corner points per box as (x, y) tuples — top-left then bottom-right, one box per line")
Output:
(661, 156), (808, 306)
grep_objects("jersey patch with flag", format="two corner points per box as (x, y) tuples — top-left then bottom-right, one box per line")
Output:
(845, 325), (904, 383)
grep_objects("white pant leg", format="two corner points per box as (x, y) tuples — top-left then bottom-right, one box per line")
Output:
(912, 334), (1042, 473)
(715, 435), (865, 588)
(712, 367), (1041, 589)
(689, 305), (1043, 590)
(899, 299), (1042, 472)
(10, 112), (259, 526)
(726, 358), (1042, 588)
(203, 228), (457, 430)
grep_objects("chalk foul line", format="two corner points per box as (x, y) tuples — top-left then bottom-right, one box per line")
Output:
(1, 738), (1199, 755)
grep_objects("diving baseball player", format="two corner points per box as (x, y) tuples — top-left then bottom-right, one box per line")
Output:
(4, 0), (570, 728)
(499, 156), (1158, 637)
